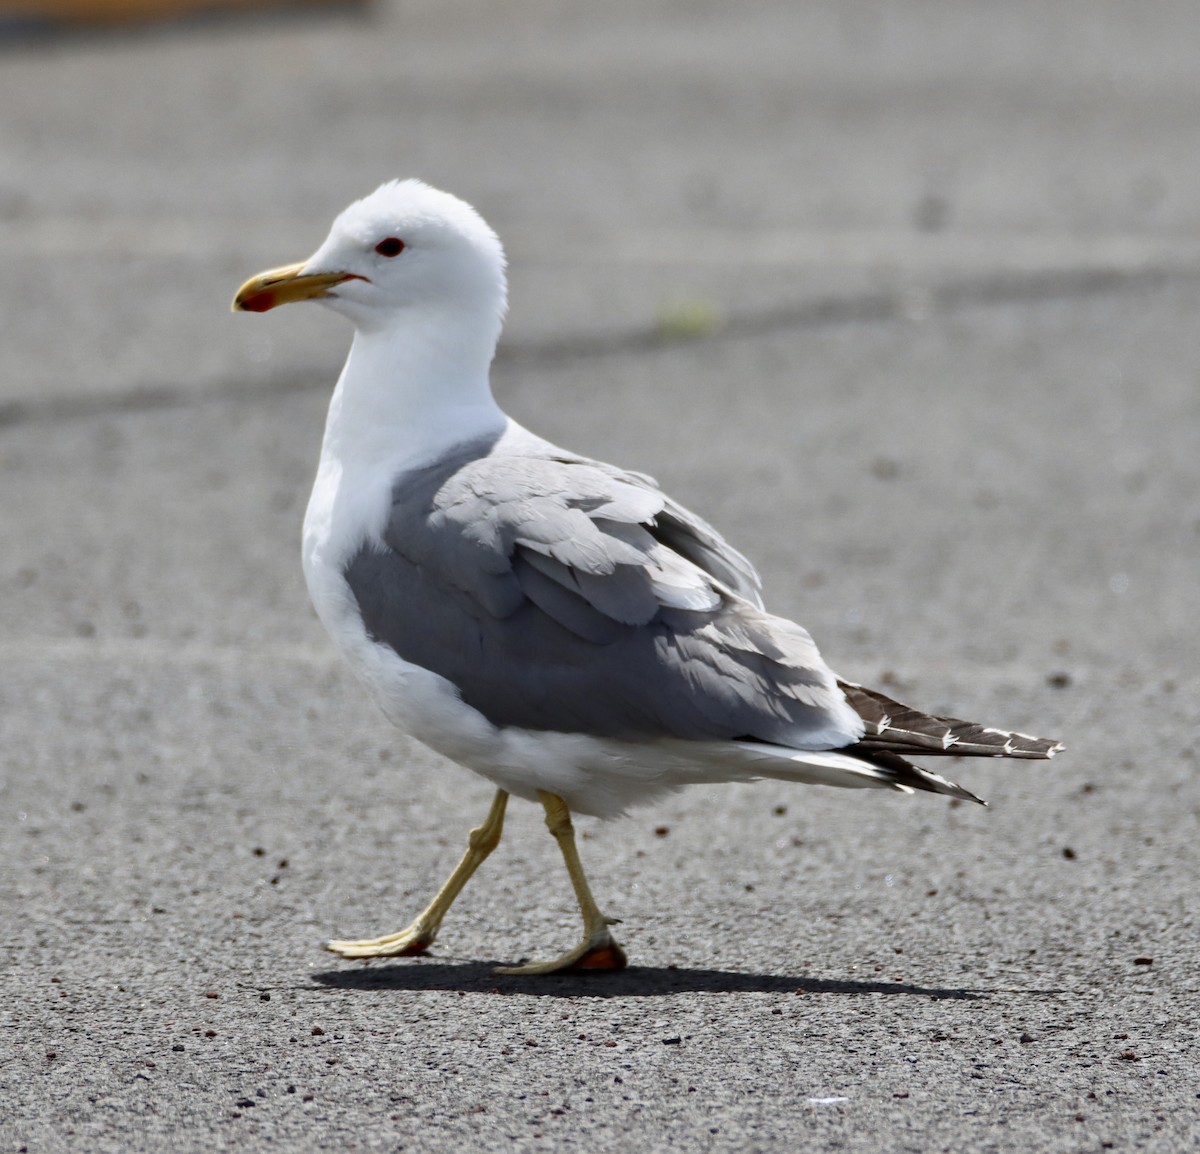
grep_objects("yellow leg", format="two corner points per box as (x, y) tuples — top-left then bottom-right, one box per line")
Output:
(495, 791), (627, 975)
(326, 789), (508, 959)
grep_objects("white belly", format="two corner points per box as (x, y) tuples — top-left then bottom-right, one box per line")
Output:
(302, 452), (489, 753)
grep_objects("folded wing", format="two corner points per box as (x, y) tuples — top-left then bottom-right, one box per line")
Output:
(344, 436), (862, 749)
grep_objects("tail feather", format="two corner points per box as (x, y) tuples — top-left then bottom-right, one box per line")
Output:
(737, 741), (986, 804)
(839, 679), (1065, 760)
(848, 747), (987, 806)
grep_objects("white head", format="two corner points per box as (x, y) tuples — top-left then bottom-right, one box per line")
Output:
(234, 180), (508, 343)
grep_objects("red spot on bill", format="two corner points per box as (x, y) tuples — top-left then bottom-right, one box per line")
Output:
(237, 289), (280, 313)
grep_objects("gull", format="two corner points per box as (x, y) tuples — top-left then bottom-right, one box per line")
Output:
(233, 180), (1063, 974)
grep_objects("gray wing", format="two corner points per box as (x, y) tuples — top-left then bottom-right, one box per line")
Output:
(344, 439), (861, 747)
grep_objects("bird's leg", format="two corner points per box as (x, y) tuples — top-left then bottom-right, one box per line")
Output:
(495, 791), (627, 975)
(326, 789), (508, 959)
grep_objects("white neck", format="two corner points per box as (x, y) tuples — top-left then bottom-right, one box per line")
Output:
(320, 304), (507, 475)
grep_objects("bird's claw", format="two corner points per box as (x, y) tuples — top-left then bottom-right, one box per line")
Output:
(494, 928), (627, 976)
(325, 924), (436, 959)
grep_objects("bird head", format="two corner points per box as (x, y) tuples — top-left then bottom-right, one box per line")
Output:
(232, 180), (508, 337)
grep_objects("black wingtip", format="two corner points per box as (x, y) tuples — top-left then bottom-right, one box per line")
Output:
(838, 679), (1066, 761)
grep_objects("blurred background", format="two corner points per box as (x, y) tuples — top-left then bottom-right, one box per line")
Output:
(2, 3), (1198, 1150)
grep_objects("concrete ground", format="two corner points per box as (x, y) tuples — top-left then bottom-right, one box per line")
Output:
(2, 2), (1198, 1151)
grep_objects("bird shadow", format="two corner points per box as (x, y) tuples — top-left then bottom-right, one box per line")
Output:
(310, 959), (993, 1001)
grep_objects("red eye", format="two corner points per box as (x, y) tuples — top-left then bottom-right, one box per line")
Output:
(374, 237), (405, 257)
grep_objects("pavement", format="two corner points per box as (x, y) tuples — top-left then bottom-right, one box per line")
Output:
(2, 2), (1199, 1151)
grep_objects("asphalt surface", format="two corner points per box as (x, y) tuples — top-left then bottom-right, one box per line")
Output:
(2, 2), (1199, 1151)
